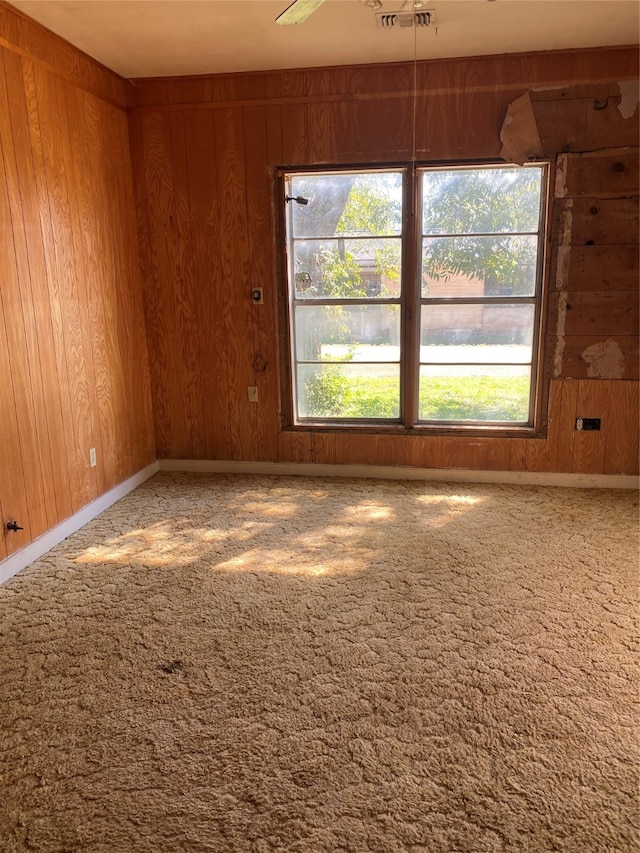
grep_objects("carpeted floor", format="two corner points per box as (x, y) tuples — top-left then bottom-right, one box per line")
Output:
(0, 472), (638, 852)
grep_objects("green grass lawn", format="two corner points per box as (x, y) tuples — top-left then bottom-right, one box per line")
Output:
(302, 369), (530, 422)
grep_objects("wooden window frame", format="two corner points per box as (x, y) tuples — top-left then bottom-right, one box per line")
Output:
(276, 160), (551, 438)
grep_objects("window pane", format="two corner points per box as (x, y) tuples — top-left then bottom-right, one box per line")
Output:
(422, 167), (542, 235)
(422, 235), (539, 298)
(419, 365), (531, 423)
(293, 238), (402, 299)
(297, 363), (400, 419)
(295, 305), (401, 362)
(420, 304), (534, 362)
(290, 172), (403, 238)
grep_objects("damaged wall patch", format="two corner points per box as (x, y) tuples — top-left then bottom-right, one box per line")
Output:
(581, 339), (625, 379)
(617, 80), (639, 119)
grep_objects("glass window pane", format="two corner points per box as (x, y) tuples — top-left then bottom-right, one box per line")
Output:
(297, 363), (400, 419)
(422, 235), (539, 298)
(422, 167), (542, 235)
(419, 365), (531, 423)
(293, 238), (402, 299)
(290, 172), (403, 238)
(420, 304), (534, 363)
(295, 305), (401, 362)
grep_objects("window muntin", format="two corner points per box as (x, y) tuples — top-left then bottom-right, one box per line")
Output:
(283, 163), (547, 428)
(286, 169), (404, 422)
(418, 165), (545, 425)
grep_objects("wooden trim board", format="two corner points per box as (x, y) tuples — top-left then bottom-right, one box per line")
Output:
(159, 459), (639, 489)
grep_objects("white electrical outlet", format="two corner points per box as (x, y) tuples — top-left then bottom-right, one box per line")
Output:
(89, 447), (97, 467)
(248, 386), (258, 403)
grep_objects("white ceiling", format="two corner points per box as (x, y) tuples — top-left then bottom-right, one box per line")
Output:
(8, 0), (640, 79)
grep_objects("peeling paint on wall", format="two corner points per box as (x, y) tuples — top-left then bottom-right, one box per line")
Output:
(499, 92), (543, 165)
(581, 339), (626, 379)
(553, 205), (573, 379)
(555, 154), (568, 199)
(617, 80), (639, 119)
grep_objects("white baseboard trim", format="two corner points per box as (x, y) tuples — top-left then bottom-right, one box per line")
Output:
(159, 459), (639, 490)
(0, 461), (160, 587)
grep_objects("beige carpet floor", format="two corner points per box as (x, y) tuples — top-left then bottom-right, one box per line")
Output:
(0, 473), (638, 852)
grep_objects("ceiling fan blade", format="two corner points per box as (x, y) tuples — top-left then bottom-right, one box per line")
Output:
(276, 0), (325, 26)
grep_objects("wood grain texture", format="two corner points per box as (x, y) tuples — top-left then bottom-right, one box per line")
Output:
(548, 291), (639, 337)
(0, 0), (127, 108)
(125, 50), (638, 479)
(552, 197), (639, 246)
(554, 380), (580, 473)
(168, 109), (207, 458)
(129, 47), (639, 109)
(34, 62), (97, 507)
(140, 109), (196, 458)
(214, 108), (260, 460)
(605, 382), (640, 475)
(572, 381), (610, 474)
(182, 109), (233, 460)
(243, 106), (280, 461)
(0, 48), (51, 536)
(548, 244), (638, 293)
(2, 48), (74, 525)
(557, 149), (639, 199)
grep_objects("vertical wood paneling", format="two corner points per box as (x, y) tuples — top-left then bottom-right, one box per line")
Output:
(24, 58), (85, 512)
(60, 81), (107, 495)
(3, 49), (73, 524)
(182, 109), (233, 459)
(555, 381), (579, 473)
(84, 91), (130, 488)
(605, 382), (640, 475)
(34, 62), (96, 507)
(102, 98), (155, 474)
(213, 108), (259, 460)
(128, 50), (638, 480)
(0, 48), (51, 535)
(572, 380), (610, 474)
(2, 2), (127, 107)
(280, 104), (307, 165)
(168, 110), (207, 457)
(0, 152), (33, 550)
(0, 15), (154, 562)
(140, 110), (195, 458)
(243, 105), (280, 461)
(54, 74), (102, 502)
(128, 109), (169, 458)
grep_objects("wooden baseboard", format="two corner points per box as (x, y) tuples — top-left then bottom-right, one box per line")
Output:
(158, 459), (639, 489)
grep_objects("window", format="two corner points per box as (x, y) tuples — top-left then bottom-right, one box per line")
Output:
(281, 163), (548, 430)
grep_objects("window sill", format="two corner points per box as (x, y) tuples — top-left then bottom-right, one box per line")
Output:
(284, 423), (547, 439)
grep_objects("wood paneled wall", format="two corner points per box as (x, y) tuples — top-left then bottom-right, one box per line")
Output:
(0, 3), (154, 558)
(130, 47), (639, 476)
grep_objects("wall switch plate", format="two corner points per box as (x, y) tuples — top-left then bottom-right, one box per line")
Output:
(89, 447), (97, 467)
(575, 417), (601, 431)
(251, 287), (264, 304)
(248, 386), (258, 402)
